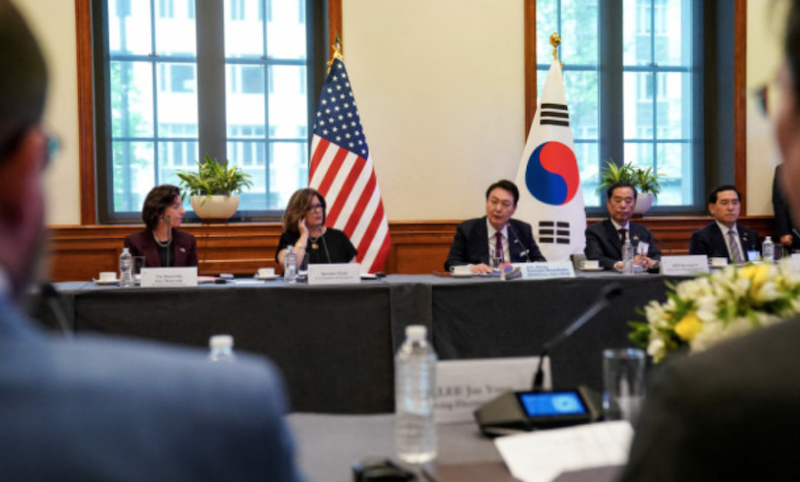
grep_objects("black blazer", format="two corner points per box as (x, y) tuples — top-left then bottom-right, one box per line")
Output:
(619, 317), (800, 482)
(444, 217), (545, 271)
(688, 222), (759, 262)
(584, 219), (662, 270)
(124, 229), (198, 268)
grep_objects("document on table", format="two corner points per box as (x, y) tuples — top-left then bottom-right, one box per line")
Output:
(494, 421), (633, 482)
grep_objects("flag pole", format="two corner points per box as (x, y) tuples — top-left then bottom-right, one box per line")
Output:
(550, 32), (563, 68)
(327, 33), (344, 73)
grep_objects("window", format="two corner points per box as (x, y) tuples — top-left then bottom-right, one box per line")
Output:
(536, 0), (701, 211)
(224, 0), (309, 212)
(158, 0), (174, 19)
(536, 0), (601, 206)
(94, 0), (322, 222)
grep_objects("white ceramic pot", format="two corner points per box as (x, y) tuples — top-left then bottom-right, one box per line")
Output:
(634, 192), (654, 215)
(190, 195), (240, 221)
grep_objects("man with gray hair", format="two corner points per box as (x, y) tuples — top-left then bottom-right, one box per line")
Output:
(0, 1), (304, 479)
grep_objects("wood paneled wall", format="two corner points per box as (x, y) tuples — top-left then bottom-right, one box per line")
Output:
(45, 216), (778, 282)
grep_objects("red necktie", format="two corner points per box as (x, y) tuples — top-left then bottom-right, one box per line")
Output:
(495, 232), (504, 263)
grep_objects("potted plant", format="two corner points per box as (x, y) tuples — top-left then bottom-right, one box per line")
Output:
(176, 155), (254, 221)
(597, 160), (663, 215)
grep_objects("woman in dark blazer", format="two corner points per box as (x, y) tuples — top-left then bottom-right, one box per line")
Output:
(124, 185), (198, 268)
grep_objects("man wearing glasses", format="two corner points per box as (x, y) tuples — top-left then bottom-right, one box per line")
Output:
(445, 179), (546, 274)
(0, 1), (304, 479)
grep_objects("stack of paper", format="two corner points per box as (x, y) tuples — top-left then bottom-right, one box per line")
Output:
(494, 421), (633, 482)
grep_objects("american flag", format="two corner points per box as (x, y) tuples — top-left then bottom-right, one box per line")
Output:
(309, 58), (391, 273)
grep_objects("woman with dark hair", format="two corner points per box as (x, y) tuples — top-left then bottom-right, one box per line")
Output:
(275, 188), (357, 270)
(124, 184), (198, 267)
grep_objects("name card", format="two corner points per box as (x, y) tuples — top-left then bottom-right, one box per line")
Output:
(140, 267), (198, 288)
(660, 255), (709, 276)
(435, 357), (549, 424)
(307, 263), (361, 285)
(519, 261), (575, 280)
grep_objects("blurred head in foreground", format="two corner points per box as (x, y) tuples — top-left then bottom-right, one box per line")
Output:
(0, 0), (50, 300)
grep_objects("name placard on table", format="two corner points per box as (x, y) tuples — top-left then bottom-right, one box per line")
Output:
(518, 261), (575, 280)
(435, 357), (548, 424)
(660, 255), (709, 276)
(307, 263), (361, 285)
(140, 267), (198, 288)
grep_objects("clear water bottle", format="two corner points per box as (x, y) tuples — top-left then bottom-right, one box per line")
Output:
(209, 334), (236, 362)
(762, 236), (775, 263)
(395, 325), (437, 464)
(622, 232), (634, 274)
(119, 247), (134, 287)
(284, 246), (297, 284)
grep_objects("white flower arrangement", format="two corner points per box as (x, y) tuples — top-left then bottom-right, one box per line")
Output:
(630, 260), (800, 363)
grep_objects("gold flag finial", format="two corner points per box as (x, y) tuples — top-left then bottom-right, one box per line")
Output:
(326, 33), (344, 73)
(549, 33), (563, 68)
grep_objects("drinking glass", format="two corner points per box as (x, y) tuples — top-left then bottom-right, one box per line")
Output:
(603, 348), (646, 422)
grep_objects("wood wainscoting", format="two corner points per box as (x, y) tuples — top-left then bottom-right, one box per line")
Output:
(45, 216), (778, 282)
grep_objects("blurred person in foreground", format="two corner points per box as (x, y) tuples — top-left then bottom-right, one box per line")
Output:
(444, 179), (546, 273)
(0, 1), (304, 479)
(276, 188), (357, 271)
(619, 2), (800, 480)
(124, 184), (198, 267)
(772, 163), (800, 253)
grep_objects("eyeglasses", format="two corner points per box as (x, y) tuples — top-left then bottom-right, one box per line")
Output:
(45, 133), (60, 168)
(307, 203), (324, 211)
(0, 128), (60, 169)
(750, 84), (769, 116)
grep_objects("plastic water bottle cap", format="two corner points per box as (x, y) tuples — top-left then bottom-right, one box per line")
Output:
(405, 325), (427, 340)
(209, 334), (234, 349)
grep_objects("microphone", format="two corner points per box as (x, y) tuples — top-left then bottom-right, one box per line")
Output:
(506, 222), (532, 262)
(649, 231), (673, 255)
(40, 282), (72, 338)
(166, 214), (172, 267)
(531, 283), (623, 391)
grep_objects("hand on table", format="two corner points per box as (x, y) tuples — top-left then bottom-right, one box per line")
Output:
(470, 263), (494, 274)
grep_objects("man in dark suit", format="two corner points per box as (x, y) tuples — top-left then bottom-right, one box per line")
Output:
(584, 182), (661, 270)
(0, 2), (304, 479)
(689, 185), (759, 263)
(773, 164), (800, 253)
(619, 4), (800, 480)
(445, 180), (545, 273)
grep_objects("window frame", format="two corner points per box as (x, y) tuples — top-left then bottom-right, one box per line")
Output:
(79, 0), (336, 224)
(524, 0), (748, 217)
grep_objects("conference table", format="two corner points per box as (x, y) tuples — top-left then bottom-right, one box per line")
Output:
(288, 413), (622, 482)
(26, 272), (685, 413)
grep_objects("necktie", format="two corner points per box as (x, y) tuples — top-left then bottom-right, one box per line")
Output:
(619, 228), (627, 244)
(729, 229), (743, 264)
(495, 232), (504, 263)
